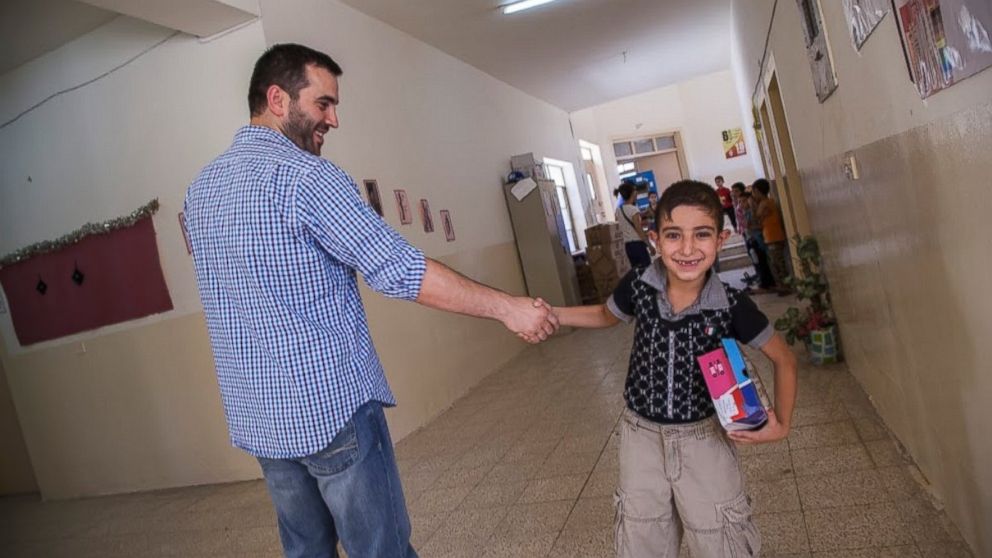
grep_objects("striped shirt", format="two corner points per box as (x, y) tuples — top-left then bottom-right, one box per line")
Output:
(184, 125), (426, 458)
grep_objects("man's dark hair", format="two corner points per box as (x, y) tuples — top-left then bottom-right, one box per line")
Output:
(731, 182), (746, 194)
(654, 180), (723, 230)
(753, 178), (771, 196)
(248, 44), (343, 117)
(614, 181), (637, 201)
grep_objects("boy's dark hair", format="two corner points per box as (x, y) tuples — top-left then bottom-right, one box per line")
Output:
(715, 175), (725, 182)
(614, 181), (636, 201)
(731, 182), (746, 194)
(654, 180), (723, 230)
(248, 44), (343, 117)
(753, 178), (771, 196)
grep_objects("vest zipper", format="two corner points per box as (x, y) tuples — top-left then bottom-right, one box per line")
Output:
(666, 329), (675, 418)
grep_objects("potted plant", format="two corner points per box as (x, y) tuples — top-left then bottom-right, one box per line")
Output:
(773, 235), (842, 364)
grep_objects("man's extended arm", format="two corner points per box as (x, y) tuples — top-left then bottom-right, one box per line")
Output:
(417, 259), (558, 343)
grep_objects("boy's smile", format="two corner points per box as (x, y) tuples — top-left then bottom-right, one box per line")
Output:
(650, 205), (729, 286)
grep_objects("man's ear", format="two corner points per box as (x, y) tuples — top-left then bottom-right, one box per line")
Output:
(266, 85), (289, 118)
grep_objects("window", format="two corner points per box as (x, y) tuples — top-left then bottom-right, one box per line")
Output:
(633, 138), (654, 154)
(545, 163), (580, 253)
(654, 135), (676, 150)
(614, 133), (677, 160)
(613, 141), (633, 158)
(617, 161), (636, 175)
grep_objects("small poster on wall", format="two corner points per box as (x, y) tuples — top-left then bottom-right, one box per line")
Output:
(363, 179), (384, 216)
(394, 189), (412, 224)
(894, 0), (992, 99)
(419, 199), (434, 233)
(843, 0), (889, 50)
(440, 210), (455, 242)
(722, 128), (747, 159)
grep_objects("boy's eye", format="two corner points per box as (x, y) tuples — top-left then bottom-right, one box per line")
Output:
(695, 231), (713, 239)
(664, 232), (681, 240)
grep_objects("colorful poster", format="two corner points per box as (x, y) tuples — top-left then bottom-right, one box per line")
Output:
(722, 128), (747, 159)
(895, 0), (992, 98)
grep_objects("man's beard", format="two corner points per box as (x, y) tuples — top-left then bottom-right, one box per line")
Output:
(282, 101), (324, 155)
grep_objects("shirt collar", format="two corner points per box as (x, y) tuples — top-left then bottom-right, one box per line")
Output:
(233, 125), (305, 153)
(638, 260), (729, 315)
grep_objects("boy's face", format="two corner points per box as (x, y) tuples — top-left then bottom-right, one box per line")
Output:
(650, 205), (729, 285)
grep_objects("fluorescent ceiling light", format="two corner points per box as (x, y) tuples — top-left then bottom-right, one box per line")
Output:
(502, 0), (559, 15)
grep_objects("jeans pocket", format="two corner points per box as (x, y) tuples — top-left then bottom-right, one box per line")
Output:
(717, 492), (761, 557)
(304, 421), (360, 475)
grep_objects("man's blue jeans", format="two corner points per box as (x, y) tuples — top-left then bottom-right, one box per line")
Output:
(257, 401), (417, 558)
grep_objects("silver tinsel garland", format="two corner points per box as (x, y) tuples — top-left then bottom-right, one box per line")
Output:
(0, 199), (160, 268)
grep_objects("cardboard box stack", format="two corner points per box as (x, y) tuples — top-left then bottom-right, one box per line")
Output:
(582, 223), (630, 303)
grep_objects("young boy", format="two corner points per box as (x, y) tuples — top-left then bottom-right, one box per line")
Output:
(554, 180), (797, 557)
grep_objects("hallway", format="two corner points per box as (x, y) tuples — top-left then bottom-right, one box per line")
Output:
(0, 295), (971, 557)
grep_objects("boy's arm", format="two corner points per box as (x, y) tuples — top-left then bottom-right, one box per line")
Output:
(554, 304), (621, 329)
(728, 332), (797, 444)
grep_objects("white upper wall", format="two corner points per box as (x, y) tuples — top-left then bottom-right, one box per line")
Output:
(570, 69), (760, 194)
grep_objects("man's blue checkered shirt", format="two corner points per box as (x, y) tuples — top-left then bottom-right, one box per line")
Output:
(184, 126), (426, 459)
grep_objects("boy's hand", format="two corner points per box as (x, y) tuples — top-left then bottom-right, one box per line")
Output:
(727, 408), (789, 444)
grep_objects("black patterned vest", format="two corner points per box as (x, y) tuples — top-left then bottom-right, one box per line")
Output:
(623, 270), (750, 423)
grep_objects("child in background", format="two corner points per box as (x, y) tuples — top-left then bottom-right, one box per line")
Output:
(552, 180), (797, 557)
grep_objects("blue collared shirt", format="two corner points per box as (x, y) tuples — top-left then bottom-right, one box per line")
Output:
(184, 125), (426, 458)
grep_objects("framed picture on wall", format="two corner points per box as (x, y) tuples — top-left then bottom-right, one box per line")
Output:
(363, 179), (384, 216)
(394, 189), (412, 224)
(796, 0), (839, 102)
(420, 199), (434, 233)
(440, 210), (455, 242)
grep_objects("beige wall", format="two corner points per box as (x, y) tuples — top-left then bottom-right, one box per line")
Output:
(731, 1), (992, 555)
(0, 358), (36, 495)
(569, 69), (760, 199)
(0, 0), (580, 499)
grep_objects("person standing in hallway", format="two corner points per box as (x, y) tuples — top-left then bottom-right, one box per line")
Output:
(551, 180), (797, 558)
(615, 181), (653, 267)
(183, 43), (558, 558)
(735, 182), (775, 292)
(753, 178), (790, 294)
(715, 175), (736, 231)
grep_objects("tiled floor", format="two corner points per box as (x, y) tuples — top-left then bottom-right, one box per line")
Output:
(0, 294), (974, 557)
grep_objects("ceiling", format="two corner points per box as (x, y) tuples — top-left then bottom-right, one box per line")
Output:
(339, 0), (733, 112)
(0, 0), (118, 75)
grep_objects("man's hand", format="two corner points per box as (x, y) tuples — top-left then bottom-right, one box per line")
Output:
(727, 408), (789, 444)
(503, 297), (558, 344)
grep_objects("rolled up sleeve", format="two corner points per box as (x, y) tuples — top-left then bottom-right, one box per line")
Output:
(297, 161), (426, 300)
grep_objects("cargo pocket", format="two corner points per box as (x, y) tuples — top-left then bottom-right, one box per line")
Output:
(717, 492), (760, 557)
(615, 488), (671, 558)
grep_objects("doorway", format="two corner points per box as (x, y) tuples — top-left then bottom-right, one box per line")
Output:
(755, 69), (812, 272)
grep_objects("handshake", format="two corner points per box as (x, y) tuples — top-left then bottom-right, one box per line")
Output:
(500, 296), (560, 344)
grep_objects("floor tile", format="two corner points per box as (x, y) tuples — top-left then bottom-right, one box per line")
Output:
(804, 503), (914, 551)
(790, 443), (875, 477)
(796, 469), (891, 509)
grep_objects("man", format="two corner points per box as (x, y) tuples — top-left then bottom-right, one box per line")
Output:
(752, 178), (790, 294)
(714, 175), (736, 231)
(184, 44), (557, 558)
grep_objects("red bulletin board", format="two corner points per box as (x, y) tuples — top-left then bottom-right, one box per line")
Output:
(0, 216), (173, 346)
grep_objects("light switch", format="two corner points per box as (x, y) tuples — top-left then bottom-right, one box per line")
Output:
(844, 153), (860, 180)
